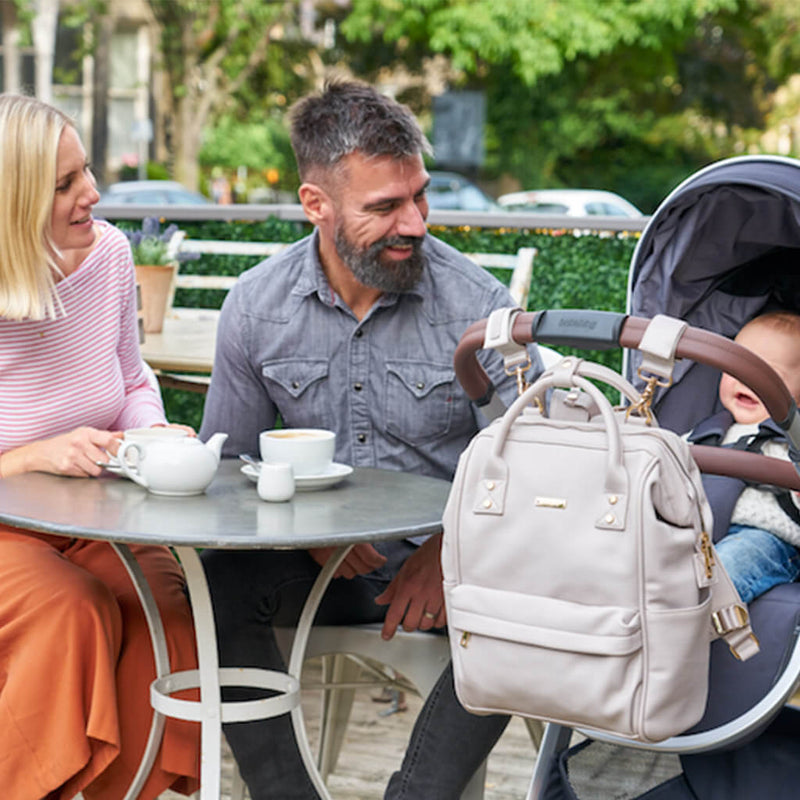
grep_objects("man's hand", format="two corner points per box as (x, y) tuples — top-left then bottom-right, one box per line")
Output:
(374, 532), (446, 640)
(308, 543), (387, 579)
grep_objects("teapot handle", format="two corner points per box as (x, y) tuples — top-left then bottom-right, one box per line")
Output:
(116, 441), (149, 489)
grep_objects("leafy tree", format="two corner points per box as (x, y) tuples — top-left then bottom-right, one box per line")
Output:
(146, 0), (800, 207)
(147, 0), (301, 190)
(340, 0), (736, 87)
(335, 0), (800, 210)
(193, 15), (316, 195)
(198, 112), (295, 193)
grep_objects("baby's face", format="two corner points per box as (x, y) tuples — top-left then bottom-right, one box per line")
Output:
(719, 324), (800, 425)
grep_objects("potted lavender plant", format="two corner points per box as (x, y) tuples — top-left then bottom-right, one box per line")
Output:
(124, 217), (182, 333)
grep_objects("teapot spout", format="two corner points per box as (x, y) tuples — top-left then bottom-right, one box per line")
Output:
(203, 432), (229, 463)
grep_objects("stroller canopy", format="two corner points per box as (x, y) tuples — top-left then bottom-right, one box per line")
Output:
(625, 155), (800, 432)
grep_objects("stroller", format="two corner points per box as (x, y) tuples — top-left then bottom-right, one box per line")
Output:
(453, 155), (800, 800)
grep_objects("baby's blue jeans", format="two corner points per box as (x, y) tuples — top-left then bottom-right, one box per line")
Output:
(715, 525), (800, 603)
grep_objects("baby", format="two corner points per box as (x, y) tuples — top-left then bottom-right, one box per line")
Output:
(699, 311), (800, 603)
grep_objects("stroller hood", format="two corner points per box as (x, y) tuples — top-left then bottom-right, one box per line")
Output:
(625, 155), (800, 432)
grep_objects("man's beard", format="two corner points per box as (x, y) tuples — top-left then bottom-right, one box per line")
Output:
(334, 225), (425, 293)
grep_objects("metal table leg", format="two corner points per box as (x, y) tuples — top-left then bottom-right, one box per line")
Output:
(110, 543), (170, 800)
(287, 545), (352, 800)
(150, 546), (302, 800)
(142, 544), (349, 800)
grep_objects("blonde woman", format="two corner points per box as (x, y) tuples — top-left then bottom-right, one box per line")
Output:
(0, 94), (199, 799)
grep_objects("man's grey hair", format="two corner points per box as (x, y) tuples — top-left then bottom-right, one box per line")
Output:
(289, 78), (433, 181)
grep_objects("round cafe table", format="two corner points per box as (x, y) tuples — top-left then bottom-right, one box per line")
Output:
(0, 459), (451, 800)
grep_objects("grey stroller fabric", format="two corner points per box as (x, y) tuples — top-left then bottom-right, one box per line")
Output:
(543, 155), (800, 800)
(548, 706), (800, 800)
(626, 155), (800, 735)
(627, 156), (800, 434)
(554, 740), (683, 800)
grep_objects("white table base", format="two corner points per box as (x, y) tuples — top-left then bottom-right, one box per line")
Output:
(141, 544), (351, 800)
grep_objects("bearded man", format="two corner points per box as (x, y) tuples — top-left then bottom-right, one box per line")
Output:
(199, 78), (540, 800)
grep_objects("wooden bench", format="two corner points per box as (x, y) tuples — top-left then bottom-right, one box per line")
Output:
(167, 233), (536, 307)
(146, 233), (536, 393)
(465, 248), (536, 309)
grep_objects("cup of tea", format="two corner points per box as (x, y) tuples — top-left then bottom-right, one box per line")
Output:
(259, 428), (335, 477)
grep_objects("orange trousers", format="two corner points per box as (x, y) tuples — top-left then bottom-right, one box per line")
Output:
(0, 526), (200, 800)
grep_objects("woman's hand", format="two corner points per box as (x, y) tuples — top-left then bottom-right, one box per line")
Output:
(0, 427), (123, 478)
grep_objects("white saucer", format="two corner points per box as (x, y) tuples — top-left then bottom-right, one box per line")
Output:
(99, 455), (125, 476)
(241, 462), (353, 492)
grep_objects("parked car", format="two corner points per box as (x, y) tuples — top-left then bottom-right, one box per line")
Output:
(426, 171), (500, 212)
(496, 189), (643, 218)
(98, 180), (211, 205)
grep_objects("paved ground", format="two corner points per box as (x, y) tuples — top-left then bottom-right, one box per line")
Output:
(158, 656), (539, 800)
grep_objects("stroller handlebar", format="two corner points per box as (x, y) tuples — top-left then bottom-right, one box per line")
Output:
(454, 310), (800, 490)
(692, 445), (800, 492)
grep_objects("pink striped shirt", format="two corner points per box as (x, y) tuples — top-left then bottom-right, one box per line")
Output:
(0, 220), (166, 452)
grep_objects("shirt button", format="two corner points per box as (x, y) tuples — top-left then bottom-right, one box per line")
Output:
(292, 381), (300, 389)
(416, 381), (425, 390)
(354, 329), (364, 338)
(357, 433), (367, 443)
(354, 382), (363, 391)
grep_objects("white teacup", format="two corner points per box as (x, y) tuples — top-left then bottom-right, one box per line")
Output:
(259, 428), (335, 478)
(118, 427), (189, 466)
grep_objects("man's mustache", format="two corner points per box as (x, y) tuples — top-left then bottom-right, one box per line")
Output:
(374, 235), (424, 250)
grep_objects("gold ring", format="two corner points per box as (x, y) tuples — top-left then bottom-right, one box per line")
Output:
(423, 611), (436, 620)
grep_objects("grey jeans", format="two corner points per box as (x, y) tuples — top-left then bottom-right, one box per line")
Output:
(200, 541), (509, 799)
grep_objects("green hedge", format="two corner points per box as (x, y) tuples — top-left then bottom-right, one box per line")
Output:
(118, 218), (639, 428)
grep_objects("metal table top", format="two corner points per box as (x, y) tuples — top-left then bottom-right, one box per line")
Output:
(0, 460), (450, 549)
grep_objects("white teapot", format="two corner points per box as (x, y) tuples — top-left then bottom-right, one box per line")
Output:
(116, 432), (228, 496)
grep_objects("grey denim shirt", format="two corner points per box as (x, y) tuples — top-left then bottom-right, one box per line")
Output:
(199, 230), (539, 482)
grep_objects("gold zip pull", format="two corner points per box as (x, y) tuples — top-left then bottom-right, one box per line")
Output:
(460, 631), (471, 648)
(700, 530), (715, 579)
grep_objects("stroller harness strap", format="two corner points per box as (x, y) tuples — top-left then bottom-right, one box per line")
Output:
(689, 411), (800, 529)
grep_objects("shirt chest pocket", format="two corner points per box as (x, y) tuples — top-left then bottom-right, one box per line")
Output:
(385, 360), (459, 445)
(261, 358), (333, 430)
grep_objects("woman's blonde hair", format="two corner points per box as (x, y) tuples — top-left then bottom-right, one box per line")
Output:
(0, 93), (73, 320)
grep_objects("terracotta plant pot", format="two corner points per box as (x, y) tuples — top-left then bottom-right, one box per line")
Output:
(135, 264), (176, 334)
